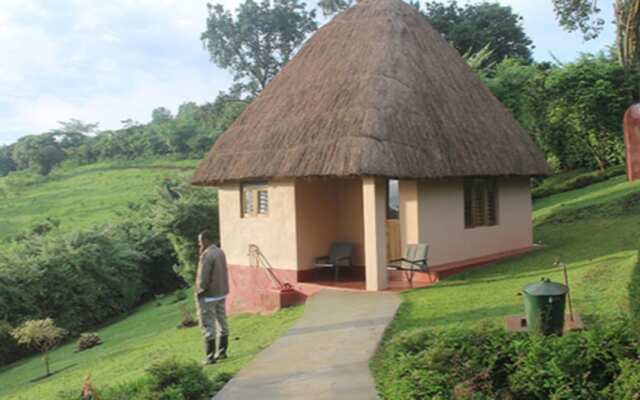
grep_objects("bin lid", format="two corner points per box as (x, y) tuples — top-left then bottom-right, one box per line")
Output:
(523, 278), (568, 296)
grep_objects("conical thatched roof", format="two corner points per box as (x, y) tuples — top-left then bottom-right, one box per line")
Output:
(193, 0), (550, 185)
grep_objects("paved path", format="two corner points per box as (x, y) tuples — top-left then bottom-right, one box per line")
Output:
(213, 290), (401, 400)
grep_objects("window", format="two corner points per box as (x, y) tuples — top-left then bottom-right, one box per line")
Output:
(387, 179), (399, 220)
(464, 178), (498, 228)
(242, 183), (269, 217)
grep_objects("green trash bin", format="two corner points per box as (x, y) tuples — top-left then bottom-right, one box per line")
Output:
(522, 278), (568, 335)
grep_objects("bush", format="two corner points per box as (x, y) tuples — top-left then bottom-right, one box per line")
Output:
(178, 305), (198, 329)
(146, 358), (214, 400)
(606, 360), (640, 399)
(375, 317), (639, 400)
(77, 333), (102, 352)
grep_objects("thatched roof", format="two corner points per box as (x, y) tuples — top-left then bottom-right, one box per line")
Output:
(193, 0), (550, 185)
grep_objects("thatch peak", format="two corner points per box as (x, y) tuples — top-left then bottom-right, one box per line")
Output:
(193, 0), (550, 185)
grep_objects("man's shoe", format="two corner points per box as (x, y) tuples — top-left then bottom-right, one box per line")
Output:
(215, 335), (229, 361)
(203, 338), (216, 365)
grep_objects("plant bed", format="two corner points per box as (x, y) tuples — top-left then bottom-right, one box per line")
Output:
(373, 317), (640, 399)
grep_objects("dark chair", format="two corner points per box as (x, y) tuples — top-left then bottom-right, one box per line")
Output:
(314, 242), (354, 281)
(388, 244), (429, 287)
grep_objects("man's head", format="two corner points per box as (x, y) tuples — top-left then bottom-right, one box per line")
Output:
(198, 230), (214, 251)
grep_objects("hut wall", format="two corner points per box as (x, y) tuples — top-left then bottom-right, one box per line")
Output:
(418, 177), (533, 267)
(295, 178), (365, 270)
(218, 180), (298, 270)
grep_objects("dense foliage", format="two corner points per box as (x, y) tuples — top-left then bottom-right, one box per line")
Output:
(485, 53), (639, 171)
(152, 182), (219, 283)
(374, 317), (640, 399)
(0, 198), (189, 366)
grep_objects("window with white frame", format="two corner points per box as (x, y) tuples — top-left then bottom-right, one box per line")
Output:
(242, 182), (269, 217)
(464, 178), (498, 228)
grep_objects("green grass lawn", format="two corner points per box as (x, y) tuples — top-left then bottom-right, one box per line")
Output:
(0, 159), (199, 241)
(0, 292), (302, 400)
(381, 174), (640, 337)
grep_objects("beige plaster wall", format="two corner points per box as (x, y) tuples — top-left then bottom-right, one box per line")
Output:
(218, 180), (298, 270)
(418, 177), (533, 266)
(295, 178), (365, 270)
(399, 180), (420, 253)
(363, 177), (388, 290)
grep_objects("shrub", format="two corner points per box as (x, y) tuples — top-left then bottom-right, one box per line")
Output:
(146, 358), (214, 400)
(174, 289), (188, 303)
(606, 359), (640, 399)
(178, 305), (198, 329)
(77, 333), (102, 352)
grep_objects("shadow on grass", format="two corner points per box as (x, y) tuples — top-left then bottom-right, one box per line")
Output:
(28, 363), (78, 383)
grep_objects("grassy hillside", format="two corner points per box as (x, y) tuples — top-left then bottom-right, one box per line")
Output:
(378, 174), (639, 337)
(0, 159), (199, 241)
(0, 291), (302, 400)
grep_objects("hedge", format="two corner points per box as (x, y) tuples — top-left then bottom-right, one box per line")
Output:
(374, 317), (640, 399)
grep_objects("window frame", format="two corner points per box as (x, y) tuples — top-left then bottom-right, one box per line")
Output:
(464, 177), (498, 229)
(241, 182), (269, 218)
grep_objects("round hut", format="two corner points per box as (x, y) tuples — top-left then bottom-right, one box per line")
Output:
(193, 0), (549, 313)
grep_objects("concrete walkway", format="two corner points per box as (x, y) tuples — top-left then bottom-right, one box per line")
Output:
(213, 290), (401, 400)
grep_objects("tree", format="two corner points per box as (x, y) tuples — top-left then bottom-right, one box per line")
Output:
(0, 145), (16, 177)
(201, 0), (317, 96)
(11, 319), (67, 377)
(423, 1), (533, 66)
(11, 134), (65, 176)
(151, 107), (174, 124)
(51, 119), (99, 149)
(553, 0), (640, 68)
(318, 0), (353, 16)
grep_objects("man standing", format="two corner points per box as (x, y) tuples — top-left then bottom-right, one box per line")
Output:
(195, 230), (229, 365)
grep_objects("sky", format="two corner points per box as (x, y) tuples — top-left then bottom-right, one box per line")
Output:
(0, 0), (616, 145)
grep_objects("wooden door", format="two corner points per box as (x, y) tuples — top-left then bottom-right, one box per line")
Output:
(386, 219), (402, 261)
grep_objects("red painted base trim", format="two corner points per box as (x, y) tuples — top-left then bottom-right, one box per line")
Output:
(227, 246), (540, 314)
